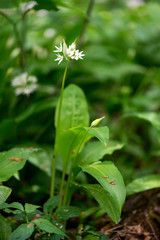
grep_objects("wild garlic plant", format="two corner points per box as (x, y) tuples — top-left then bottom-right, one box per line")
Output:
(50, 39), (126, 223)
(50, 40), (85, 199)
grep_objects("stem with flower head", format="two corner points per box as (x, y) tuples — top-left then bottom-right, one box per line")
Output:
(50, 60), (70, 198)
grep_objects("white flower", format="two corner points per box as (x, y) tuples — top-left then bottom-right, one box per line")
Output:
(127, 0), (144, 7)
(54, 40), (85, 64)
(11, 72), (38, 96)
(54, 43), (63, 53)
(68, 42), (76, 52)
(44, 28), (56, 38)
(55, 53), (63, 65)
(74, 50), (85, 60)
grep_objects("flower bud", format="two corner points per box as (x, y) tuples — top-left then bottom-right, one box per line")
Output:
(90, 116), (105, 127)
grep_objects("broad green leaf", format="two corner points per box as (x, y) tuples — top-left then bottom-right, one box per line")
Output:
(81, 161), (126, 223)
(24, 203), (40, 213)
(55, 206), (82, 220)
(83, 184), (121, 223)
(33, 218), (66, 236)
(11, 223), (34, 240)
(28, 149), (51, 176)
(0, 214), (12, 240)
(77, 141), (124, 166)
(87, 127), (109, 147)
(122, 112), (160, 131)
(0, 186), (12, 204)
(43, 195), (61, 214)
(126, 174), (160, 196)
(55, 84), (89, 131)
(0, 202), (24, 211)
(56, 126), (109, 171)
(0, 148), (38, 182)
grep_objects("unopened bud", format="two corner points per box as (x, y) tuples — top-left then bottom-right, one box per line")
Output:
(90, 116), (105, 127)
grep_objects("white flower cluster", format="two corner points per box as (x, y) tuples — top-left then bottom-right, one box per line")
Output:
(54, 40), (85, 65)
(11, 72), (38, 96)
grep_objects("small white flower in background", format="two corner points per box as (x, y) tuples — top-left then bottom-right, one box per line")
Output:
(11, 72), (38, 96)
(127, 0), (144, 8)
(54, 40), (85, 64)
(44, 28), (56, 38)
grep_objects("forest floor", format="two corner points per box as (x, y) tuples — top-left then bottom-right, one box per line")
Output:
(67, 188), (160, 240)
(97, 188), (160, 240)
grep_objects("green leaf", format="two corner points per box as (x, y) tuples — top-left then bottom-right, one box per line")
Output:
(83, 184), (121, 224)
(28, 149), (51, 176)
(0, 202), (24, 211)
(0, 148), (38, 182)
(33, 218), (66, 236)
(56, 126), (109, 171)
(43, 195), (61, 214)
(0, 214), (12, 240)
(126, 174), (160, 196)
(55, 206), (82, 220)
(81, 161), (126, 223)
(11, 223), (34, 240)
(87, 127), (109, 147)
(55, 84), (89, 131)
(24, 203), (40, 213)
(0, 186), (12, 204)
(78, 141), (124, 166)
(122, 112), (160, 131)
(84, 235), (99, 240)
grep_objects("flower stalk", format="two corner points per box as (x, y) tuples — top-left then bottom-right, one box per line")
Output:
(50, 39), (85, 200)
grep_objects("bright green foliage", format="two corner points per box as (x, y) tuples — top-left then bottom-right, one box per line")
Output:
(55, 84), (89, 131)
(24, 203), (40, 213)
(55, 206), (82, 220)
(0, 214), (12, 240)
(56, 126), (109, 170)
(0, 202), (24, 211)
(81, 161), (126, 223)
(126, 174), (160, 196)
(0, 148), (38, 182)
(77, 141), (124, 166)
(0, 186), (12, 204)
(33, 218), (66, 236)
(11, 223), (34, 240)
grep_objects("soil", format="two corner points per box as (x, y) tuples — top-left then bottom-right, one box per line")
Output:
(97, 188), (160, 240)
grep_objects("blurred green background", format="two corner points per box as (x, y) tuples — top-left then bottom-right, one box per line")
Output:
(0, 0), (160, 202)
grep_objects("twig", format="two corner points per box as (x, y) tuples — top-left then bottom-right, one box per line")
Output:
(102, 224), (123, 234)
(145, 211), (159, 240)
(78, 0), (95, 49)
(0, 10), (26, 71)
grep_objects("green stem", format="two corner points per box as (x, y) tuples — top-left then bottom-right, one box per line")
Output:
(63, 127), (91, 206)
(50, 60), (70, 198)
(59, 131), (82, 207)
